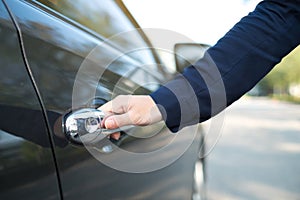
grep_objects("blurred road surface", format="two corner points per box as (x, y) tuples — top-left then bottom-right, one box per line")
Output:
(203, 97), (300, 200)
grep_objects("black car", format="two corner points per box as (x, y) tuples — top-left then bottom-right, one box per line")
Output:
(0, 0), (207, 199)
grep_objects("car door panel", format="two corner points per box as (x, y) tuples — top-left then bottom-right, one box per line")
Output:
(5, 0), (203, 199)
(0, 1), (61, 199)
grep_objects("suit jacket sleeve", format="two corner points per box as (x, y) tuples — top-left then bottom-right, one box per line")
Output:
(150, 0), (300, 132)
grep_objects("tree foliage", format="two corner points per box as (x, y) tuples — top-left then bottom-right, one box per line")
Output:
(258, 45), (300, 94)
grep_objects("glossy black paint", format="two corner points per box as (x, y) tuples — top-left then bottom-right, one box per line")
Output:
(0, 1), (60, 199)
(0, 0), (204, 199)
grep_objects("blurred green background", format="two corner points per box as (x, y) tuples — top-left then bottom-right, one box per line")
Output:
(252, 45), (300, 103)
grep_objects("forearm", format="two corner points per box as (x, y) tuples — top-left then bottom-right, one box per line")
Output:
(150, 0), (300, 132)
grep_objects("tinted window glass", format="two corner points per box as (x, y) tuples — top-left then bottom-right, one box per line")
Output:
(35, 0), (156, 65)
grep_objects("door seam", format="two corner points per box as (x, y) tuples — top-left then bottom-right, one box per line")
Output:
(2, 0), (64, 199)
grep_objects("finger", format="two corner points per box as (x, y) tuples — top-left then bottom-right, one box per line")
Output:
(100, 113), (114, 128)
(98, 101), (120, 128)
(98, 101), (113, 114)
(99, 96), (129, 113)
(104, 113), (132, 129)
(110, 133), (121, 140)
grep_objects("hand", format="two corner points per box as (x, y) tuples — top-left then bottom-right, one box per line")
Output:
(99, 95), (163, 140)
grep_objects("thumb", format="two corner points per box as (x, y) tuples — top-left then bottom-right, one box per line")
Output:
(104, 114), (131, 129)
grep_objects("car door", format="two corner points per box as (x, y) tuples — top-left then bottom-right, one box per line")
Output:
(5, 0), (204, 199)
(0, 1), (62, 199)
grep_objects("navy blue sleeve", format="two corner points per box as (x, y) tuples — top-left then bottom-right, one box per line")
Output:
(150, 0), (300, 132)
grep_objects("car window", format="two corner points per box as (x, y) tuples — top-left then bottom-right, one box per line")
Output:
(34, 0), (157, 66)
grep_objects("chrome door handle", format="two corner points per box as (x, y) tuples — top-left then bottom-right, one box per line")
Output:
(62, 108), (134, 145)
(101, 125), (134, 135)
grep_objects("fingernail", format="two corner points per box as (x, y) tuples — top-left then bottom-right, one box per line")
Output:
(105, 118), (116, 129)
(111, 134), (120, 140)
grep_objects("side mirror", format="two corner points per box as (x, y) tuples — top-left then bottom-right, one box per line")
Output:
(174, 43), (210, 73)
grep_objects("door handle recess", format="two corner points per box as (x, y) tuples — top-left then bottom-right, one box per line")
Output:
(62, 108), (134, 146)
